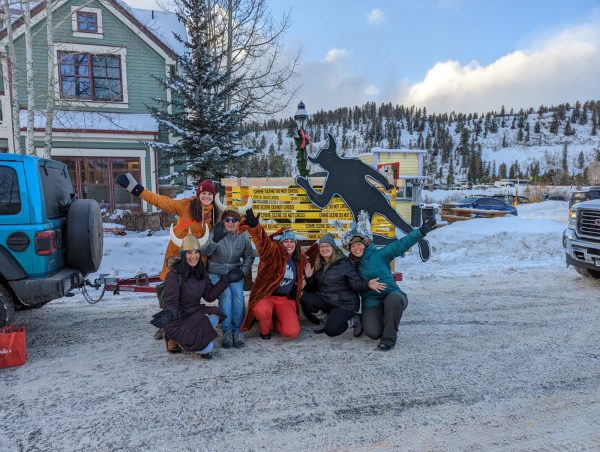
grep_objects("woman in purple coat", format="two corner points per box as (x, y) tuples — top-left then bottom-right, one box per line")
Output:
(150, 230), (245, 359)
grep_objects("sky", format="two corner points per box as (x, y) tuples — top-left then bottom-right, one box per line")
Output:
(127, 0), (600, 118)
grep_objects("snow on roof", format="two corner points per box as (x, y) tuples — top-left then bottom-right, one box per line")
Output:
(19, 110), (159, 132)
(370, 147), (428, 154)
(131, 8), (187, 56)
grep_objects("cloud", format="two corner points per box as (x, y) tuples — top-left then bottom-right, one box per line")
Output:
(396, 20), (600, 113)
(366, 8), (384, 24)
(324, 48), (349, 63)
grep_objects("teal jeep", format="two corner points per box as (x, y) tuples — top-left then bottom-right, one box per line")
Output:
(0, 153), (103, 327)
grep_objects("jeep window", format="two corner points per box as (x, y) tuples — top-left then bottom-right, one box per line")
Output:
(39, 162), (74, 218)
(0, 166), (21, 215)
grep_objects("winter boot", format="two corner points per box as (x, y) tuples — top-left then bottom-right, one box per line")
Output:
(301, 305), (321, 325)
(233, 333), (245, 348)
(260, 332), (272, 340)
(154, 328), (164, 340)
(200, 352), (213, 360)
(165, 338), (181, 353)
(351, 314), (363, 337)
(222, 332), (234, 349)
(377, 342), (393, 351)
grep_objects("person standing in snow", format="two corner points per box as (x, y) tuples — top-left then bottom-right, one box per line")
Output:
(149, 229), (245, 358)
(301, 233), (386, 337)
(202, 206), (254, 349)
(238, 208), (305, 340)
(343, 212), (436, 351)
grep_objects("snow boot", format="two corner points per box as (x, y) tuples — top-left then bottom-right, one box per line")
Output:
(351, 314), (363, 337)
(233, 333), (245, 348)
(222, 332), (234, 349)
(154, 328), (164, 340)
(377, 342), (393, 351)
(301, 305), (321, 325)
(200, 352), (213, 360)
(165, 338), (181, 353)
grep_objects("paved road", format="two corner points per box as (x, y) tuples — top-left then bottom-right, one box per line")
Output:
(1, 266), (599, 450)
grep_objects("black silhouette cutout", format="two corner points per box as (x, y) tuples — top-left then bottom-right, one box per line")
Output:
(295, 133), (431, 261)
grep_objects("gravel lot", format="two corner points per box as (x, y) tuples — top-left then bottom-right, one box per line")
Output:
(2, 262), (599, 450)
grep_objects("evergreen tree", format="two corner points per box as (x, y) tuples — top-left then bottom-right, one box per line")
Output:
(148, 0), (251, 179)
(499, 163), (507, 179)
(577, 151), (585, 169)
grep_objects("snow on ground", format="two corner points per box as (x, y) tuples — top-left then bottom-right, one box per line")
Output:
(2, 200), (600, 450)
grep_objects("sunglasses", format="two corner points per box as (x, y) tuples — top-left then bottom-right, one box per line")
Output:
(223, 217), (240, 223)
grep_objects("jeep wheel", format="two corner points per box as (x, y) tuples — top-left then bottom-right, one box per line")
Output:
(0, 284), (16, 328)
(65, 199), (103, 274)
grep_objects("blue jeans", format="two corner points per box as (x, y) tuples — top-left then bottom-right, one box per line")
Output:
(198, 314), (219, 354)
(209, 273), (245, 334)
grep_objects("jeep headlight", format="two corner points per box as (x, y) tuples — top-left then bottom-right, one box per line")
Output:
(568, 208), (577, 228)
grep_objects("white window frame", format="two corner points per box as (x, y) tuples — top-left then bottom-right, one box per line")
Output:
(54, 42), (128, 108)
(71, 6), (104, 38)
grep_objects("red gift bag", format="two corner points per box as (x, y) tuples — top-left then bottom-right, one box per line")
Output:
(0, 326), (27, 369)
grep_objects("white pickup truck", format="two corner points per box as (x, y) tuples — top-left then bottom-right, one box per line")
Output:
(563, 199), (600, 278)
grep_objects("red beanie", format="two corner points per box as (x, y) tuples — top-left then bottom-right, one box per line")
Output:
(196, 179), (216, 196)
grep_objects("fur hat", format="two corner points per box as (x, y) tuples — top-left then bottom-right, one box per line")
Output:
(318, 233), (339, 249)
(196, 179), (216, 196)
(275, 229), (297, 241)
(341, 210), (373, 249)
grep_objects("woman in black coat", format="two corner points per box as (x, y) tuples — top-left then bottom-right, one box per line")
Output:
(150, 231), (244, 359)
(301, 233), (385, 337)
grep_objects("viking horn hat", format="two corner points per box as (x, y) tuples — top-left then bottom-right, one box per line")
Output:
(169, 225), (210, 250)
(214, 194), (253, 216)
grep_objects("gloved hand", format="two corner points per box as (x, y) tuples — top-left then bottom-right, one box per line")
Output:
(223, 267), (245, 283)
(212, 222), (226, 243)
(419, 217), (437, 236)
(116, 173), (144, 196)
(150, 309), (174, 328)
(245, 208), (260, 228)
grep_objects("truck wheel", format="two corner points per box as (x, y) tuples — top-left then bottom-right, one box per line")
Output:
(0, 284), (16, 328)
(575, 267), (600, 279)
(65, 199), (103, 274)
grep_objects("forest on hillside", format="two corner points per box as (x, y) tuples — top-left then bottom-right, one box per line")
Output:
(230, 100), (600, 186)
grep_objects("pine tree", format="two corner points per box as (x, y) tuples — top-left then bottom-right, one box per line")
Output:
(578, 151), (585, 169)
(148, 0), (252, 180)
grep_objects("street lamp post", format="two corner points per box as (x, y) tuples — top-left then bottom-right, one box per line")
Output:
(294, 101), (310, 177)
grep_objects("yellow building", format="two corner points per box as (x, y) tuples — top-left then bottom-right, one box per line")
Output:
(357, 148), (427, 222)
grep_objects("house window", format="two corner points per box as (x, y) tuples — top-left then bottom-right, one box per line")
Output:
(58, 51), (123, 102)
(76, 12), (98, 32)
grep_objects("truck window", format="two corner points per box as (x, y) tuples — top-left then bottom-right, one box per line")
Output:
(0, 166), (21, 215)
(39, 161), (74, 218)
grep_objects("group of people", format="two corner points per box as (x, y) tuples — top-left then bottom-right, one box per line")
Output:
(116, 173), (436, 359)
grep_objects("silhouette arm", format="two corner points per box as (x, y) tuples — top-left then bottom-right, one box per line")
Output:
(364, 166), (395, 191)
(296, 176), (336, 208)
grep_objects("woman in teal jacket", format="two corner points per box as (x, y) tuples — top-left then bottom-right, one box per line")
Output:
(346, 216), (436, 351)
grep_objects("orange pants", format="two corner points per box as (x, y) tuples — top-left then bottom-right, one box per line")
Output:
(253, 295), (300, 338)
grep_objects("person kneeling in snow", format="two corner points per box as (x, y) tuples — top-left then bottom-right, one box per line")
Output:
(343, 212), (436, 351)
(238, 208), (306, 340)
(149, 229), (245, 359)
(301, 233), (386, 337)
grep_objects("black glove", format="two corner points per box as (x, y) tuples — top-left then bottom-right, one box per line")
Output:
(223, 267), (245, 283)
(419, 217), (437, 236)
(212, 222), (227, 243)
(150, 309), (174, 328)
(245, 208), (260, 228)
(116, 173), (144, 197)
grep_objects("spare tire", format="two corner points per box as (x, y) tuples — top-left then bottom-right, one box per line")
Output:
(65, 199), (103, 274)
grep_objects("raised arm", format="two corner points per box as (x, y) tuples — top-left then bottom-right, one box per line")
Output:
(140, 190), (187, 216)
(380, 229), (423, 261)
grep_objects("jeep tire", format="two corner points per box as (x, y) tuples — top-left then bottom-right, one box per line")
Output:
(0, 284), (16, 328)
(65, 199), (103, 274)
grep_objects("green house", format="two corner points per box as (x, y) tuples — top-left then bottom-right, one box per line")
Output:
(0, 0), (185, 212)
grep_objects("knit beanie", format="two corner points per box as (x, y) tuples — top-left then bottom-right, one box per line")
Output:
(318, 233), (339, 249)
(196, 179), (216, 196)
(221, 207), (241, 221)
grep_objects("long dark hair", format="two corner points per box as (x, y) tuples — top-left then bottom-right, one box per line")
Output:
(174, 251), (206, 281)
(190, 197), (207, 224)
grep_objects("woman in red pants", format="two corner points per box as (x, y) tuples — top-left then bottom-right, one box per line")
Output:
(238, 209), (305, 339)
